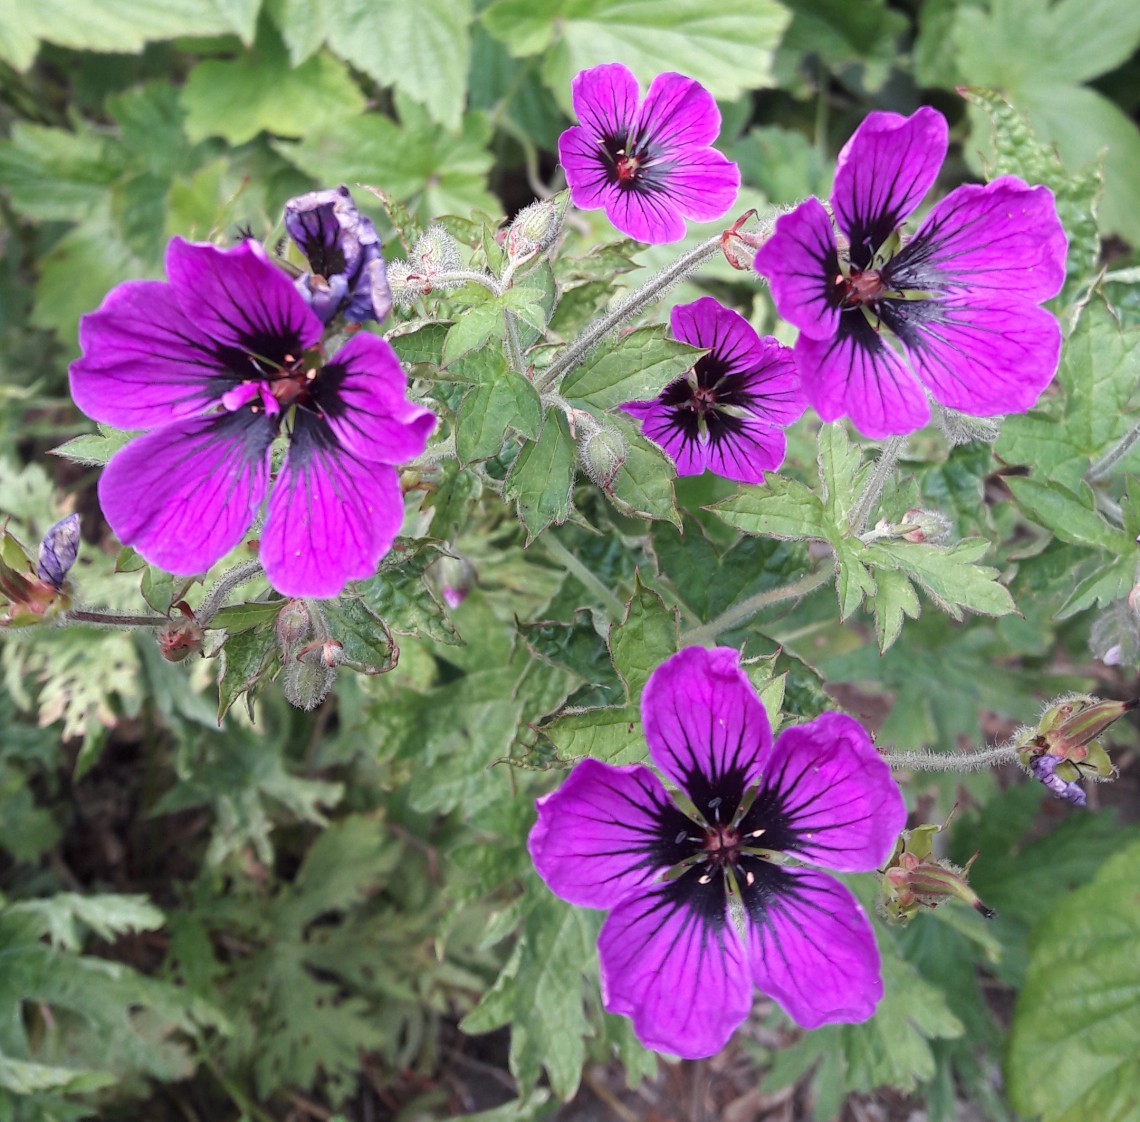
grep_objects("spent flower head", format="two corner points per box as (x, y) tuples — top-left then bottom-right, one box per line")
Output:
(755, 107), (1067, 438)
(284, 185), (392, 325)
(530, 646), (906, 1058)
(69, 238), (435, 598)
(559, 63), (740, 244)
(623, 297), (803, 484)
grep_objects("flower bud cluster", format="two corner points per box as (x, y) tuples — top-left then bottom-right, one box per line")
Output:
(388, 226), (465, 307)
(1013, 694), (1132, 805)
(880, 816), (994, 925)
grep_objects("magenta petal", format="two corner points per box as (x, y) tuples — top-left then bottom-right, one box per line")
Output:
(892, 179), (1068, 301)
(98, 414), (271, 576)
(832, 108), (948, 267)
(604, 182), (687, 244)
(755, 198), (842, 341)
(795, 318), (930, 439)
(651, 148), (740, 223)
(570, 63), (640, 145)
(599, 877), (752, 1058)
(892, 296), (1062, 417)
(559, 126), (616, 211)
(164, 238), (322, 355)
(71, 281), (231, 429)
(637, 71), (722, 151)
(529, 759), (691, 910)
(670, 296), (759, 368)
(317, 334), (436, 464)
(629, 399), (709, 476)
(758, 712), (906, 872)
(701, 416), (788, 484)
(260, 426), (404, 598)
(745, 867), (882, 1029)
(642, 646), (771, 809)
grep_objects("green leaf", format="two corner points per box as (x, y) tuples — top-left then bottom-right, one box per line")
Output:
(560, 327), (701, 411)
(181, 33), (365, 146)
(388, 322), (448, 367)
(0, 0), (256, 70)
(443, 301), (505, 366)
(817, 422), (865, 537)
(317, 0), (472, 130)
(1007, 839), (1140, 1122)
(8, 893), (164, 951)
(277, 99), (497, 221)
(504, 411), (577, 541)
(321, 597), (397, 673)
(603, 413), (680, 526)
(608, 575), (679, 701)
(1006, 478), (1134, 553)
(355, 541), (460, 644)
(482, 0), (791, 109)
(872, 566), (921, 653)
(540, 703), (645, 765)
(834, 538), (876, 620)
(454, 348), (543, 463)
(217, 624), (277, 721)
(462, 886), (598, 1099)
(875, 539), (1017, 620)
(710, 476), (829, 540)
(50, 424), (135, 467)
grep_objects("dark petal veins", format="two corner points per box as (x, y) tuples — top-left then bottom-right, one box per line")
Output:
(529, 758), (701, 911)
(286, 194), (348, 277)
(98, 410), (274, 576)
(598, 869), (753, 1058)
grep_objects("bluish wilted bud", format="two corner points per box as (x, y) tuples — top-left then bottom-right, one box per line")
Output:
(36, 514), (80, 590)
(1029, 753), (1087, 808)
(284, 185), (392, 325)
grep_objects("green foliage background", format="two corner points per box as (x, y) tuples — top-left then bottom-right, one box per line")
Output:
(1, 1), (1140, 1120)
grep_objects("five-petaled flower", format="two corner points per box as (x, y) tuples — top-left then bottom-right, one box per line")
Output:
(558, 63), (740, 244)
(69, 238), (435, 599)
(754, 107), (1067, 439)
(623, 297), (803, 483)
(284, 185), (393, 325)
(529, 646), (907, 1059)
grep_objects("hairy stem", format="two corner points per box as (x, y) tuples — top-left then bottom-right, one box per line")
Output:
(848, 435), (906, 535)
(534, 232), (724, 393)
(680, 563), (835, 647)
(434, 269), (503, 296)
(1086, 420), (1140, 482)
(64, 609), (169, 628)
(503, 310), (526, 375)
(195, 560), (265, 626)
(878, 743), (1021, 771)
(542, 534), (626, 621)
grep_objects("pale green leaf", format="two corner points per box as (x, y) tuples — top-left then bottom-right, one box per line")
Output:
(1007, 839), (1140, 1122)
(876, 539), (1017, 620)
(710, 476), (829, 540)
(541, 704), (645, 765)
(503, 411), (577, 540)
(1006, 478), (1134, 553)
(608, 576), (679, 700)
(560, 327), (701, 411)
(603, 413), (680, 526)
(872, 566), (921, 653)
(50, 425), (135, 467)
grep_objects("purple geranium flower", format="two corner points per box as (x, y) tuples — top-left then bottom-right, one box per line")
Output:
(558, 63), (740, 244)
(624, 297), (804, 483)
(754, 107), (1067, 439)
(70, 238), (435, 599)
(529, 646), (907, 1058)
(284, 185), (392, 325)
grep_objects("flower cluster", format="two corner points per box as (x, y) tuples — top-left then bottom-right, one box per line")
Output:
(70, 193), (435, 599)
(530, 646), (907, 1057)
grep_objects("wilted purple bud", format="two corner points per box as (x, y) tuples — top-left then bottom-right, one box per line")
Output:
(1029, 754), (1087, 807)
(284, 185), (392, 325)
(36, 514), (80, 590)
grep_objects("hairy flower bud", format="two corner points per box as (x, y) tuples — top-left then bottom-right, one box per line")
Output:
(507, 192), (570, 261)
(282, 655), (337, 711)
(577, 422), (627, 489)
(880, 818), (994, 924)
(274, 599), (313, 654)
(413, 225), (462, 277)
(901, 508), (952, 545)
(37, 514), (80, 590)
(158, 606), (205, 662)
(933, 406), (1003, 445)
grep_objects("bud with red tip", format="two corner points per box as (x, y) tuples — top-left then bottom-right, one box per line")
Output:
(158, 603), (205, 662)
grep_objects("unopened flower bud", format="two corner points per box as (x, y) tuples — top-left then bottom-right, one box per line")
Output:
(901, 508), (952, 545)
(36, 514), (80, 590)
(721, 208), (778, 271)
(413, 224), (462, 277)
(274, 599), (313, 654)
(158, 607), (205, 662)
(432, 554), (474, 610)
(282, 655), (336, 711)
(1, 529), (64, 625)
(385, 260), (423, 308)
(1128, 584), (1140, 618)
(299, 638), (346, 669)
(1090, 600), (1140, 668)
(507, 192), (569, 261)
(933, 406), (1003, 446)
(578, 423), (626, 488)
(880, 819), (994, 924)
(1035, 694), (1132, 768)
